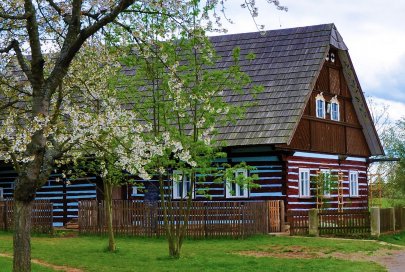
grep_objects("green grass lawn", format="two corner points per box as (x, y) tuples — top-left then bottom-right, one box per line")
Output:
(0, 232), (389, 272)
(0, 256), (55, 272)
(379, 230), (405, 246)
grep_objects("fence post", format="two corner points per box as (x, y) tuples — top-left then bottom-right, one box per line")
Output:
(389, 207), (396, 231)
(370, 207), (380, 237)
(401, 207), (405, 231)
(280, 201), (285, 232)
(4, 201), (8, 231)
(204, 202), (208, 239)
(241, 202), (245, 238)
(308, 209), (319, 237)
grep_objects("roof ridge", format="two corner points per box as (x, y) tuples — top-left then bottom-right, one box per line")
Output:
(208, 23), (335, 39)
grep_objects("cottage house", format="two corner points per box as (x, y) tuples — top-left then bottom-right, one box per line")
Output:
(128, 23), (383, 211)
(0, 23), (383, 226)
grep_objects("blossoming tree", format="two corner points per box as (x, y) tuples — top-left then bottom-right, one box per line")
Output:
(115, 4), (264, 257)
(63, 45), (157, 252)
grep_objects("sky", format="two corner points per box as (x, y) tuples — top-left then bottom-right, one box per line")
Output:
(215, 0), (405, 122)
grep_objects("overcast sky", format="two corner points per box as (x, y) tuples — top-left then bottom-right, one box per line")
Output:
(216, 0), (405, 122)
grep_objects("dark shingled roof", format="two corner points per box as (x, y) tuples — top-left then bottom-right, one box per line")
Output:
(209, 23), (383, 156)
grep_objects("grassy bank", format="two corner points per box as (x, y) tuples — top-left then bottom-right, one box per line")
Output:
(380, 230), (405, 246)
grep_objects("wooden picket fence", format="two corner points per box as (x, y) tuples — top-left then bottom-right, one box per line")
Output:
(288, 209), (370, 236)
(380, 208), (395, 233)
(318, 209), (370, 235)
(0, 200), (53, 234)
(79, 200), (272, 238)
(288, 210), (309, 235)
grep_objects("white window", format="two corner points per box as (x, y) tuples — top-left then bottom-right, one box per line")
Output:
(349, 171), (359, 197)
(172, 171), (194, 199)
(330, 96), (340, 121)
(131, 186), (138, 196)
(315, 93), (326, 118)
(299, 169), (311, 197)
(226, 169), (249, 198)
(320, 169), (331, 197)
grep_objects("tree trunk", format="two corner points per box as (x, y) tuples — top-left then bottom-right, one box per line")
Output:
(13, 200), (32, 272)
(169, 236), (181, 258)
(104, 181), (116, 252)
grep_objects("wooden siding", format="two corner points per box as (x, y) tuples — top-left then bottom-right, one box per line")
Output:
(0, 164), (98, 227)
(286, 155), (368, 211)
(279, 50), (371, 157)
(128, 154), (286, 202)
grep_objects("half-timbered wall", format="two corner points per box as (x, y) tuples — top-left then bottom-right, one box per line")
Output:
(0, 164), (98, 227)
(286, 153), (368, 211)
(280, 49), (371, 157)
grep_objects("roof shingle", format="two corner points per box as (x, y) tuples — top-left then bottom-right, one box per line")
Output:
(210, 24), (338, 145)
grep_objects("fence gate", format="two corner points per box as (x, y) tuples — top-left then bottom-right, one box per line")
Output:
(267, 200), (285, 232)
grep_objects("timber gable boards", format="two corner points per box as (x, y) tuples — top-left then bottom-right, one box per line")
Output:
(278, 49), (371, 157)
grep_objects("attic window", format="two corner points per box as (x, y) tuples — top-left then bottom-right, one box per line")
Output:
(315, 93), (326, 119)
(330, 52), (335, 63)
(325, 51), (336, 63)
(330, 96), (340, 121)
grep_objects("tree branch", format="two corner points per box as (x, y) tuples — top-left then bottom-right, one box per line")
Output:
(0, 42), (14, 53)
(44, 0), (135, 97)
(44, 0), (62, 15)
(0, 12), (30, 20)
(23, 0), (44, 88)
(79, 0), (135, 41)
(0, 40), (33, 81)
(0, 100), (20, 111)
(81, 9), (107, 20)
(2, 139), (22, 174)
(36, 0), (64, 40)
(50, 83), (63, 125)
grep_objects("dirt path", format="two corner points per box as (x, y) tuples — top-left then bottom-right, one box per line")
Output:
(237, 242), (405, 272)
(0, 253), (83, 272)
(372, 249), (405, 272)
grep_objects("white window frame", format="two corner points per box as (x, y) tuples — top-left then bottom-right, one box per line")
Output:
(315, 93), (326, 119)
(226, 169), (249, 198)
(131, 186), (138, 196)
(299, 169), (311, 198)
(330, 96), (340, 121)
(320, 169), (331, 197)
(349, 171), (359, 197)
(172, 170), (194, 200)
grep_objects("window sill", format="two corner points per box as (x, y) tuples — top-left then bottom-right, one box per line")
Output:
(172, 197), (196, 200)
